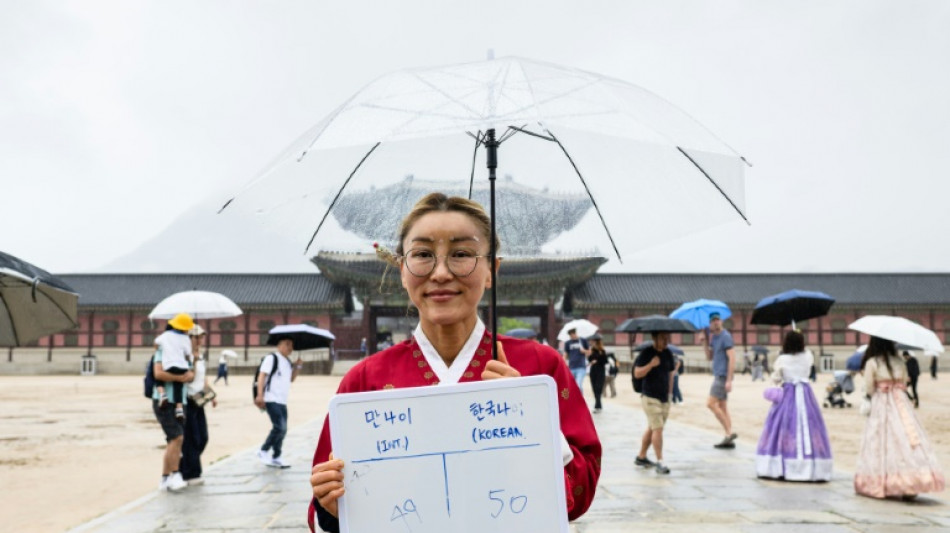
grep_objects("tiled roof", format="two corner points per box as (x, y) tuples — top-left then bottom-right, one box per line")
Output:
(571, 273), (950, 309)
(58, 274), (348, 309)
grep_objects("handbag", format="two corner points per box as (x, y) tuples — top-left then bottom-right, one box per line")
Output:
(762, 386), (784, 403)
(191, 386), (217, 408)
(859, 396), (871, 416)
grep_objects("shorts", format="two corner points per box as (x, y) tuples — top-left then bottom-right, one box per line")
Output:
(641, 396), (670, 430)
(710, 375), (728, 400)
(152, 400), (184, 442)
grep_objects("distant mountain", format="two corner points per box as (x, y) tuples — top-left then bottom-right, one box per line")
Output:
(100, 200), (317, 273)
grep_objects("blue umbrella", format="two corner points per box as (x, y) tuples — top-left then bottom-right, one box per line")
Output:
(504, 328), (537, 339)
(670, 299), (731, 329)
(750, 289), (835, 328)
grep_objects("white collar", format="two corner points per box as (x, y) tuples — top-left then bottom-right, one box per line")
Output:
(413, 319), (486, 385)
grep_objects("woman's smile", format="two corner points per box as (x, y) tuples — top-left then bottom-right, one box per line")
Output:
(424, 289), (461, 302)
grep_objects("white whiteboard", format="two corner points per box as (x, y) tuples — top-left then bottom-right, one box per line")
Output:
(328, 375), (568, 533)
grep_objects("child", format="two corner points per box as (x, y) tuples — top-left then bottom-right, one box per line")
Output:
(155, 313), (194, 421)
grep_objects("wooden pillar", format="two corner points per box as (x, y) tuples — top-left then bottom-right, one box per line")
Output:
(817, 315), (825, 354)
(205, 319), (212, 353)
(740, 309), (748, 350)
(546, 299), (557, 347)
(47, 335), (53, 362)
(126, 310), (133, 361)
(86, 311), (95, 356)
(362, 298), (372, 354)
(243, 311), (251, 361)
(368, 305), (378, 354)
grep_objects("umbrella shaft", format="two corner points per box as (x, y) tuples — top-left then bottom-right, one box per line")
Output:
(487, 129), (498, 360)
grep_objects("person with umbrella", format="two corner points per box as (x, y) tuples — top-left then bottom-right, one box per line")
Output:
(563, 327), (592, 392)
(254, 329), (306, 469)
(307, 193), (601, 533)
(701, 312), (738, 449)
(633, 331), (677, 474)
(754, 330), (833, 481)
(180, 325), (217, 486)
(854, 336), (944, 499)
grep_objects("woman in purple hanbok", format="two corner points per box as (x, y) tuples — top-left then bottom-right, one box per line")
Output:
(755, 331), (833, 481)
(854, 336), (944, 499)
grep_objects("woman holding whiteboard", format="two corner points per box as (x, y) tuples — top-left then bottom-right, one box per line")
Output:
(308, 193), (602, 533)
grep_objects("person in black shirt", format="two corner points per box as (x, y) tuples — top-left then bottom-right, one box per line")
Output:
(903, 351), (921, 408)
(633, 331), (676, 474)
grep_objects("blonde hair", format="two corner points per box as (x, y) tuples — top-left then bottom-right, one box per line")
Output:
(393, 192), (500, 256)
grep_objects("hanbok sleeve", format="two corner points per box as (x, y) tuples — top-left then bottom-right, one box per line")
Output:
(862, 358), (877, 397)
(541, 347), (602, 520)
(770, 356), (785, 384)
(308, 364), (367, 533)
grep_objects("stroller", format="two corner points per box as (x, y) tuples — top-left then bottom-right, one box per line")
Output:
(823, 370), (855, 408)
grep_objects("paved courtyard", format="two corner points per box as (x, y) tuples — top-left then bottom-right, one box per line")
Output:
(70, 397), (947, 533)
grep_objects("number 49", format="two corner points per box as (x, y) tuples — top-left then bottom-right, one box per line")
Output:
(488, 489), (528, 518)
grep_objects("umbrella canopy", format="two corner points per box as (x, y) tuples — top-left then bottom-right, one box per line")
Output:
(616, 314), (695, 333)
(670, 299), (732, 329)
(221, 56), (750, 360)
(0, 251), (79, 347)
(848, 315), (944, 354)
(221, 56), (749, 259)
(751, 345), (769, 355)
(504, 328), (537, 339)
(221, 349), (239, 359)
(149, 290), (243, 320)
(633, 340), (685, 356)
(266, 324), (335, 351)
(749, 289), (835, 327)
(557, 319), (598, 342)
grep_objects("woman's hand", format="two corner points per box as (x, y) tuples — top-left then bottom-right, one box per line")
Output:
(311, 452), (345, 518)
(482, 342), (521, 380)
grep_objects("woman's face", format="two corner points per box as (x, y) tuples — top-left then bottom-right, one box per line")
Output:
(400, 211), (494, 330)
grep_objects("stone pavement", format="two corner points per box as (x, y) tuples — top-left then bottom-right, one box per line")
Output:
(70, 398), (948, 533)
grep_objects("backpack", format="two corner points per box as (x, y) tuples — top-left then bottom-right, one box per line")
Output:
(143, 353), (156, 399)
(252, 353), (278, 401)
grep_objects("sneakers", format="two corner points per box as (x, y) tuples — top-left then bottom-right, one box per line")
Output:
(174, 405), (185, 422)
(164, 472), (187, 492)
(186, 477), (204, 486)
(634, 456), (656, 467)
(714, 433), (738, 449)
(270, 456), (291, 469)
(257, 449), (272, 465)
(655, 463), (670, 475)
(592, 408), (602, 414)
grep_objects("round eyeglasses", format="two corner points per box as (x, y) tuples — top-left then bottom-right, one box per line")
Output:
(400, 249), (488, 278)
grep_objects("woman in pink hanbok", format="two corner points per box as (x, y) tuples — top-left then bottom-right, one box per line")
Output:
(854, 336), (944, 499)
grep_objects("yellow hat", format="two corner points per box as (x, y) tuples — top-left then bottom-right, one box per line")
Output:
(168, 313), (195, 332)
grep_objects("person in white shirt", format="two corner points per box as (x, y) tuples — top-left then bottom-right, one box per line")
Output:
(254, 337), (303, 468)
(155, 313), (194, 421)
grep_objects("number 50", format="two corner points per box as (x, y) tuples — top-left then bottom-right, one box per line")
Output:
(488, 489), (528, 518)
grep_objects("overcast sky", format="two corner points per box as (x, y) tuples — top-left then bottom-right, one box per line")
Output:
(2, 1), (948, 274)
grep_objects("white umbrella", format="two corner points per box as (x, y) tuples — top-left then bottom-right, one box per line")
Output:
(848, 315), (945, 354)
(557, 319), (599, 342)
(220, 349), (239, 359)
(148, 290), (243, 320)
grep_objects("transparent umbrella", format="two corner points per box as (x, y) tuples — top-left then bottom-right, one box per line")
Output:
(221, 56), (751, 357)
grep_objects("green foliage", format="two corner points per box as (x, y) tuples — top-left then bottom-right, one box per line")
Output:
(499, 317), (532, 333)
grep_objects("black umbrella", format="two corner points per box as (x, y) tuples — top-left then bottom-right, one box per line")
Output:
(750, 289), (835, 327)
(616, 315), (696, 333)
(266, 324), (335, 351)
(0, 251), (79, 347)
(633, 340), (685, 356)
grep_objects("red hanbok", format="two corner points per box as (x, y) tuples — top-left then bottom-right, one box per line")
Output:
(308, 332), (602, 532)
